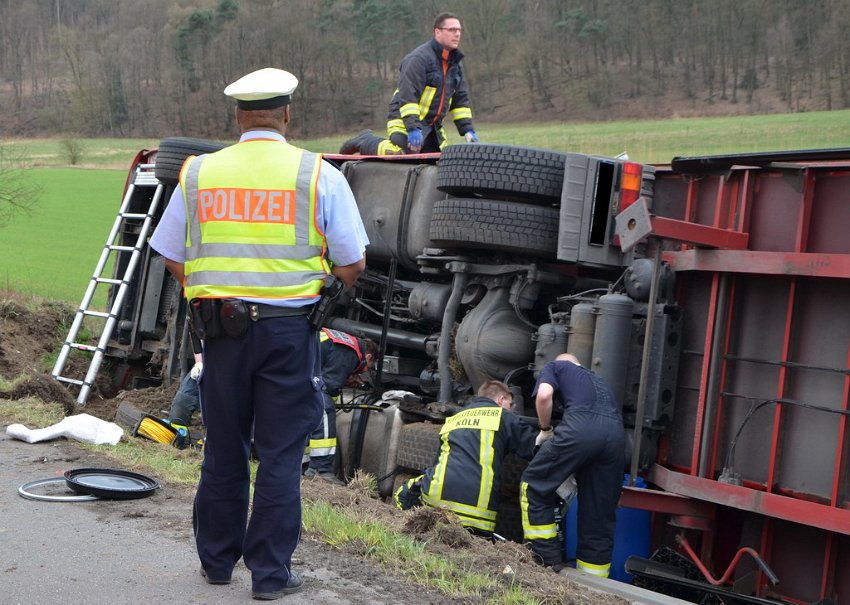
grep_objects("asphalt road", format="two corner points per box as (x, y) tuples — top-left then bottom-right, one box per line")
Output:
(0, 430), (440, 605)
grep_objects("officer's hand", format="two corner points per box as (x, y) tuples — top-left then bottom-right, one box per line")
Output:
(407, 128), (423, 153)
(189, 362), (203, 380)
(464, 130), (479, 143)
(535, 427), (553, 447)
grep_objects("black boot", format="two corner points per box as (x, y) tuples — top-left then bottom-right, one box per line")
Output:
(339, 129), (373, 154)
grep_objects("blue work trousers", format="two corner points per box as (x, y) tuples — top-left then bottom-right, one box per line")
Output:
(193, 315), (322, 594)
(521, 410), (624, 567)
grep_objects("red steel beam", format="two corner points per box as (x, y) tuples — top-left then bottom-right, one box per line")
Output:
(662, 250), (850, 278)
(690, 273), (721, 476)
(619, 484), (716, 519)
(649, 464), (850, 535)
(650, 215), (749, 249)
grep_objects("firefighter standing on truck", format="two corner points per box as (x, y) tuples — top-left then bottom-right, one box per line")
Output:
(520, 353), (626, 577)
(304, 328), (377, 485)
(338, 12), (477, 155)
(393, 380), (537, 535)
(149, 67), (368, 600)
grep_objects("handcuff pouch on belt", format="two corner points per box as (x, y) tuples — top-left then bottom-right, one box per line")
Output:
(219, 299), (249, 338)
(189, 298), (249, 339)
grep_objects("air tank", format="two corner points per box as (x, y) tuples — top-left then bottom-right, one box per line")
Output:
(591, 293), (635, 409)
(566, 303), (596, 368)
(533, 319), (569, 377)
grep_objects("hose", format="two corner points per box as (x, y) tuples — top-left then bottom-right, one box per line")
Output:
(438, 270), (468, 403)
(135, 416), (177, 444)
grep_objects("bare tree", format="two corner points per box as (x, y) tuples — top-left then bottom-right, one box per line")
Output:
(0, 146), (41, 227)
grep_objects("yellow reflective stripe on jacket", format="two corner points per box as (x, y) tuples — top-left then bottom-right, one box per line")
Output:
(387, 118), (406, 136)
(520, 482), (558, 540)
(577, 559), (611, 578)
(477, 429), (495, 511)
(181, 141), (328, 300)
(400, 102), (420, 119)
(421, 492), (497, 532)
(450, 106), (472, 121)
(427, 438), (452, 501)
(418, 86), (437, 120)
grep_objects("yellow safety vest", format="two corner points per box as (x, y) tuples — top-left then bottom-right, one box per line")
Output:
(180, 139), (329, 300)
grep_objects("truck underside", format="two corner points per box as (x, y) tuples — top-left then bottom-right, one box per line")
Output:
(55, 140), (850, 603)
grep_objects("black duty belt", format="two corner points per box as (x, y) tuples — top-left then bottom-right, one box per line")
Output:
(247, 302), (313, 321)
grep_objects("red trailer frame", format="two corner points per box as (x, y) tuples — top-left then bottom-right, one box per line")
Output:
(620, 152), (850, 602)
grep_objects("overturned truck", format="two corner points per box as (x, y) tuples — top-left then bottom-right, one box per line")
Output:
(54, 139), (850, 603)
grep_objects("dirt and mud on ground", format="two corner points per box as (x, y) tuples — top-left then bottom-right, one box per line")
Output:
(0, 295), (627, 604)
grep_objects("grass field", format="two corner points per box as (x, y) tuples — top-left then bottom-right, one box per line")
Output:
(0, 168), (125, 305)
(312, 108), (850, 164)
(2, 108), (849, 304)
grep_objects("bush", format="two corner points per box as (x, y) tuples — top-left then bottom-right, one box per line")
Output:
(60, 138), (84, 166)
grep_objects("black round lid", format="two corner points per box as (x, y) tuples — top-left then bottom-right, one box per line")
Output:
(64, 468), (160, 500)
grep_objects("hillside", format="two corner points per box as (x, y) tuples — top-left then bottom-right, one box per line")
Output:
(1, 0), (847, 139)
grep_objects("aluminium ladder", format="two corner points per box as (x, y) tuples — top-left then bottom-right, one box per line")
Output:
(52, 162), (165, 404)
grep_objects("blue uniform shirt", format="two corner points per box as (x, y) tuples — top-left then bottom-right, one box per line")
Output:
(149, 131), (369, 306)
(533, 360), (621, 419)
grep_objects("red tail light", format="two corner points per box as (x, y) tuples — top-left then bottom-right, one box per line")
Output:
(619, 162), (642, 212)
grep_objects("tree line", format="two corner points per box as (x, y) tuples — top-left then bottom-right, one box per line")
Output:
(1, 0), (848, 140)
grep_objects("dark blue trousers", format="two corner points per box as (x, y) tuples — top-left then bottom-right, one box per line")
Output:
(521, 410), (625, 567)
(194, 315), (322, 593)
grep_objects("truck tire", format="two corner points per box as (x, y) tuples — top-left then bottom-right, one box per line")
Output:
(154, 137), (227, 185)
(429, 198), (559, 257)
(437, 144), (566, 204)
(394, 422), (442, 472)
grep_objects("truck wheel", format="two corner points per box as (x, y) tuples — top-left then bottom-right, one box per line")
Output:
(394, 422), (442, 472)
(437, 144), (566, 205)
(154, 137), (227, 185)
(429, 198), (559, 257)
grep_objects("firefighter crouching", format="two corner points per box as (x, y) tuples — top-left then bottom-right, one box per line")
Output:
(394, 380), (537, 535)
(304, 328), (377, 484)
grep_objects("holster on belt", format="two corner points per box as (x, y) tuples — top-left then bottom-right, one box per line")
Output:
(189, 298), (221, 340)
(219, 299), (249, 338)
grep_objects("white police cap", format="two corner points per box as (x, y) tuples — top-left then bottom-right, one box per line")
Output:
(224, 68), (298, 109)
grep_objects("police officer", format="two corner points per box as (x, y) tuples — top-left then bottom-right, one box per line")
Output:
(339, 12), (477, 155)
(304, 328), (377, 484)
(519, 353), (625, 578)
(394, 380), (537, 535)
(149, 67), (368, 600)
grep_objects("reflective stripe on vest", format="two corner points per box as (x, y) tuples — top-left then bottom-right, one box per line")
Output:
(181, 141), (329, 300)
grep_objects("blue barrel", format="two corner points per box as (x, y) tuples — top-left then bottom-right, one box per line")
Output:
(564, 475), (651, 582)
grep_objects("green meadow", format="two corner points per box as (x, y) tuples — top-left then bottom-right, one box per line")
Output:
(2, 109), (849, 305)
(0, 168), (125, 305)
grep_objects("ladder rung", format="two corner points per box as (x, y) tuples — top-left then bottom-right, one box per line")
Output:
(94, 277), (122, 285)
(83, 310), (110, 318)
(107, 245), (135, 252)
(54, 375), (85, 386)
(120, 212), (148, 220)
(70, 343), (98, 352)
(134, 170), (159, 186)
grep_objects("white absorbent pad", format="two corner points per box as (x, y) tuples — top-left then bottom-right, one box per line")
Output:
(6, 413), (124, 446)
